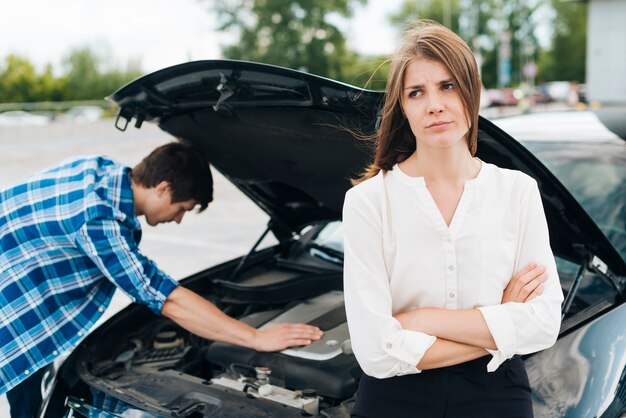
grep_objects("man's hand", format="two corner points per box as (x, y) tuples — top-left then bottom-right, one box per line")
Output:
(162, 287), (323, 352)
(253, 323), (323, 352)
(502, 262), (547, 304)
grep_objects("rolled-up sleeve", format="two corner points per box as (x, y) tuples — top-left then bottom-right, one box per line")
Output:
(343, 187), (436, 378)
(478, 179), (563, 371)
(75, 217), (179, 315)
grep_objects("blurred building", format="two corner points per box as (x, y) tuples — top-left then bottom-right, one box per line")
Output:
(587, 0), (626, 105)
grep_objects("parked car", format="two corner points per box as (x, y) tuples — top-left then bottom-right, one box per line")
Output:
(0, 110), (51, 127)
(63, 106), (104, 123)
(485, 88), (519, 107)
(40, 61), (626, 418)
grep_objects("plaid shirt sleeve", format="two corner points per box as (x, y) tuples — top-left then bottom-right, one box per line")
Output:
(74, 217), (178, 315)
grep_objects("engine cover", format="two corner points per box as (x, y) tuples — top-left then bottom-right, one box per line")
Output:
(204, 291), (361, 399)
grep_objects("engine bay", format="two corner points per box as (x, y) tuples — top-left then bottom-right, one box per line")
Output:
(75, 280), (359, 417)
(206, 291), (358, 400)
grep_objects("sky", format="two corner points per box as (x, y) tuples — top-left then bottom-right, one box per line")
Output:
(0, 0), (404, 75)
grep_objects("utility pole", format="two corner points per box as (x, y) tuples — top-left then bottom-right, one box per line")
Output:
(496, 0), (512, 88)
(470, 0), (482, 76)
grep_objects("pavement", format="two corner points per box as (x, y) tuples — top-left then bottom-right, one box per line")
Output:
(0, 118), (274, 416)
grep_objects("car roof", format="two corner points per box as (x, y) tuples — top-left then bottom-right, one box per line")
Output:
(492, 111), (624, 143)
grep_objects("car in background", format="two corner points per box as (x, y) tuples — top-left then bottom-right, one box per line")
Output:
(0, 110), (51, 127)
(39, 61), (626, 418)
(540, 81), (585, 106)
(485, 88), (520, 107)
(576, 84), (587, 104)
(63, 106), (104, 123)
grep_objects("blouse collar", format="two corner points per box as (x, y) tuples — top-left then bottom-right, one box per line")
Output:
(389, 159), (490, 190)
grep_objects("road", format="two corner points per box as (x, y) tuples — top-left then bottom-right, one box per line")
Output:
(0, 119), (275, 415)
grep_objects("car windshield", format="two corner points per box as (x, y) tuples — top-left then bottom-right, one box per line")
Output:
(522, 140), (626, 260)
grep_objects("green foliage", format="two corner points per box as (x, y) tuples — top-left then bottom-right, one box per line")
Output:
(389, 0), (463, 35)
(480, 47), (499, 88)
(0, 55), (40, 102)
(61, 48), (103, 101)
(390, 0), (588, 88)
(207, 0), (366, 82)
(0, 46), (143, 104)
(536, 0), (586, 83)
(343, 56), (390, 91)
(61, 47), (143, 101)
(38, 64), (66, 102)
(390, 0), (543, 88)
(0, 0), (589, 104)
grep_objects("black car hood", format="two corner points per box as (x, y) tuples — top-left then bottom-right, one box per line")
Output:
(108, 60), (626, 276)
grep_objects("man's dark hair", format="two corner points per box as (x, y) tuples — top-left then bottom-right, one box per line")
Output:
(132, 142), (213, 211)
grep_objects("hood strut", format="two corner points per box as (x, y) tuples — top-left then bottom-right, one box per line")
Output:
(229, 223), (273, 281)
(562, 252), (624, 320)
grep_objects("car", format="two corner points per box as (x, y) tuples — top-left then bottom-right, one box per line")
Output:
(485, 88), (519, 107)
(0, 110), (51, 127)
(63, 106), (104, 123)
(40, 61), (626, 417)
(544, 81), (573, 103)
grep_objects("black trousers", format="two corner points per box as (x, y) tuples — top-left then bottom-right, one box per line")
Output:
(6, 366), (46, 418)
(352, 356), (533, 418)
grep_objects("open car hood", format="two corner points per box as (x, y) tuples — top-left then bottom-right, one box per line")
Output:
(108, 60), (626, 277)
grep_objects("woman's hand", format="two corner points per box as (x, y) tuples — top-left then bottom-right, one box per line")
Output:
(392, 262), (548, 348)
(501, 262), (547, 304)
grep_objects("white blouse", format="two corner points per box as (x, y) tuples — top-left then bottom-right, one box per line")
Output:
(342, 162), (563, 378)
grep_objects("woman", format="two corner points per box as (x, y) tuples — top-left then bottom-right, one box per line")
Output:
(343, 21), (563, 418)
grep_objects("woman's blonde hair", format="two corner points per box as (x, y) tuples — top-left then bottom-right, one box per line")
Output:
(353, 20), (481, 185)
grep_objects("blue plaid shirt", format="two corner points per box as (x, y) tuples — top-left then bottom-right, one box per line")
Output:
(0, 156), (179, 394)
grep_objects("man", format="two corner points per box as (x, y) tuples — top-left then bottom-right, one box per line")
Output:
(0, 142), (322, 418)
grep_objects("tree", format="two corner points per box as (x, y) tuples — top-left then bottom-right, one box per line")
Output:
(479, 0), (543, 88)
(98, 57), (143, 99)
(206, 0), (366, 82)
(61, 47), (101, 101)
(60, 46), (143, 101)
(390, 0), (544, 88)
(0, 54), (40, 102)
(36, 64), (66, 102)
(389, 0), (463, 35)
(536, 0), (586, 83)
(0, 46), (143, 104)
(343, 55), (390, 91)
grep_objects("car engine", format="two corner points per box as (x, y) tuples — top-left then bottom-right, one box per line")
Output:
(84, 290), (359, 416)
(205, 291), (359, 402)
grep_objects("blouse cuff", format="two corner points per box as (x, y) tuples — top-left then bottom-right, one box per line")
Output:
(381, 329), (436, 374)
(478, 305), (516, 371)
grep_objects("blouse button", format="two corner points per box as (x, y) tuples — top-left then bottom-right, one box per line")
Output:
(78, 331), (84, 337)
(448, 265), (455, 271)
(386, 342), (393, 349)
(449, 292), (456, 298)
(98, 307), (104, 313)
(24, 370), (30, 375)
